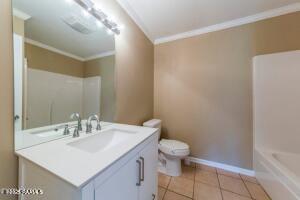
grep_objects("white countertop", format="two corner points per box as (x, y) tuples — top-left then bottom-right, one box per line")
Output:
(15, 121), (79, 150)
(16, 123), (157, 188)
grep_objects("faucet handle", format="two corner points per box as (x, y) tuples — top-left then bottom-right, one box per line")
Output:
(78, 122), (82, 131)
(63, 124), (70, 135)
(73, 127), (80, 138)
(96, 122), (101, 131)
(86, 122), (92, 133)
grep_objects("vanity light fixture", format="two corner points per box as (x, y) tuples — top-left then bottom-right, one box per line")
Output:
(65, 0), (74, 5)
(96, 21), (103, 28)
(80, 0), (94, 10)
(82, 10), (90, 18)
(119, 24), (125, 30)
(73, 0), (121, 35)
(106, 29), (113, 35)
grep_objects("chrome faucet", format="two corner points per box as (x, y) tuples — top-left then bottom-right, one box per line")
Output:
(73, 127), (80, 138)
(62, 124), (80, 138)
(86, 115), (101, 133)
(63, 124), (70, 135)
(70, 113), (82, 131)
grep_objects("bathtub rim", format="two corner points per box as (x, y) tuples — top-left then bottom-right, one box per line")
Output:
(255, 148), (300, 198)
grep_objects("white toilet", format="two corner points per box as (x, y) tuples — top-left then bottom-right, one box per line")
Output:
(143, 119), (190, 176)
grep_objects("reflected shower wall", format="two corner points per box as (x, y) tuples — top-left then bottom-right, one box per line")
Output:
(26, 68), (100, 129)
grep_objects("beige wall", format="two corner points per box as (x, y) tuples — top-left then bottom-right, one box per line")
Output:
(85, 0), (156, 126)
(84, 55), (116, 122)
(25, 43), (85, 78)
(0, 0), (18, 199)
(154, 12), (300, 169)
(98, 0), (154, 125)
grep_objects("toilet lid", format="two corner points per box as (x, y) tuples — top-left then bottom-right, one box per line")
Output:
(159, 139), (189, 155)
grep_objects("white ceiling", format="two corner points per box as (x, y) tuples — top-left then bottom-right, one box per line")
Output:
(13, 0), (115, 59)
(117, 0), (300, 43)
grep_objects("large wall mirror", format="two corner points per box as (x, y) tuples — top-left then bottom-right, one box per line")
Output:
(13, 0), (117, 150)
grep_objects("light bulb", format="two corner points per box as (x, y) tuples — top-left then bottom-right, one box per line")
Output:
(119, 24), (125, 30)
(107, 16), (116, 22)
(96, 21), (103, 28)
(65, 0), (73, 4)
(94, 3), (101, 11)
(106, 29), (113, 35)
(82, 10), (90, 18)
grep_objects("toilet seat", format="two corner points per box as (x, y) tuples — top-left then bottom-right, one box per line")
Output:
(159, 139), (189, 156)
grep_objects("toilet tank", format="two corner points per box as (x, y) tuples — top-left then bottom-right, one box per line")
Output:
(143, 119), (162, 139)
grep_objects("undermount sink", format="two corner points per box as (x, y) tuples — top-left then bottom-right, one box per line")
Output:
(67, 129), (137, 153)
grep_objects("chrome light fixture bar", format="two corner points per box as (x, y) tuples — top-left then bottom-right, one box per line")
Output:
(73, 0), (121, 35)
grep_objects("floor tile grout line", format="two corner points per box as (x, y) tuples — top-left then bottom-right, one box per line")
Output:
(243, 179), (272, 200)
(192, 165), (196, 199)
(217, 175), (253, 199)
(240, 174), (260, 185)
(166, 175), (172, 189)
(240, 174), (272, 200)
(194, 178), (220, 189)
(193, 162), (270, 200)
(256, 180), (272, 200)
(221, 188), (254, 199)
(262, 187), (272, 200)
(160, 162), (270, 200)
(166, 166), (195, 199)
(217, 171), (243, 180)
(217, 172), (224, 200)
(217, 172), (255, 198)
(161, 188), (167, 200)
(240, 173), (255, 199)
(194, 165), (220, 188)
(167, 177), (194, 199)
(166, 189), (193, 199)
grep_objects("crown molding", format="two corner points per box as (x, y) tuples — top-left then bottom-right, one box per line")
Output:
(116, 0), (154, 43)
(155, 3), (300, 44)
(25, 38), (115, 62)
(85, 51), (115, 61)
(25, 38), (85, 61)
(13, 8), (31, 20)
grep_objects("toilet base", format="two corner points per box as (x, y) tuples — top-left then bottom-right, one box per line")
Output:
(158, 153), (184, 177)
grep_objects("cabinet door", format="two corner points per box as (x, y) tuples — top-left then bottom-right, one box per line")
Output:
(95, 155), (140, 200)
(139, 139), (158, 200)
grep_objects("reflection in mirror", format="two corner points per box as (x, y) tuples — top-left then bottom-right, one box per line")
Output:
(13, 0), (116, 150)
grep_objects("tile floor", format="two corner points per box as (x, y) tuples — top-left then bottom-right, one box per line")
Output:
(158, 162), (271, 200)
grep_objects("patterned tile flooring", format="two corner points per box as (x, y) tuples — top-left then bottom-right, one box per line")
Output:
(158, 162), (271, 200)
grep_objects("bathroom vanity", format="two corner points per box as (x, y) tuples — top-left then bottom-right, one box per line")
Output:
(12, 0), (159, 199)
(16, 123), (158, 200)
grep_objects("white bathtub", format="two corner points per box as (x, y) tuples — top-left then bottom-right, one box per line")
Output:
(254, 149), (300, 200)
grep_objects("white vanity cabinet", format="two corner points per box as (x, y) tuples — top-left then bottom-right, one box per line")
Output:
(95, 138), (158, 200)
(18, 131), (158, 200)
(138, 138), (158, 200)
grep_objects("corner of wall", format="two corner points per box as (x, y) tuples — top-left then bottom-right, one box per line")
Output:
(0, 0), (18, 198)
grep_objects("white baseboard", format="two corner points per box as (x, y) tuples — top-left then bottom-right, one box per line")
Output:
(186, 156), (255, 177)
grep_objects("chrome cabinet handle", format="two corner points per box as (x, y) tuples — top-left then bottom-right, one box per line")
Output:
(136, 160), (142, 186)
(152, 194), (156, 200)
(140, 157), (145, 182)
